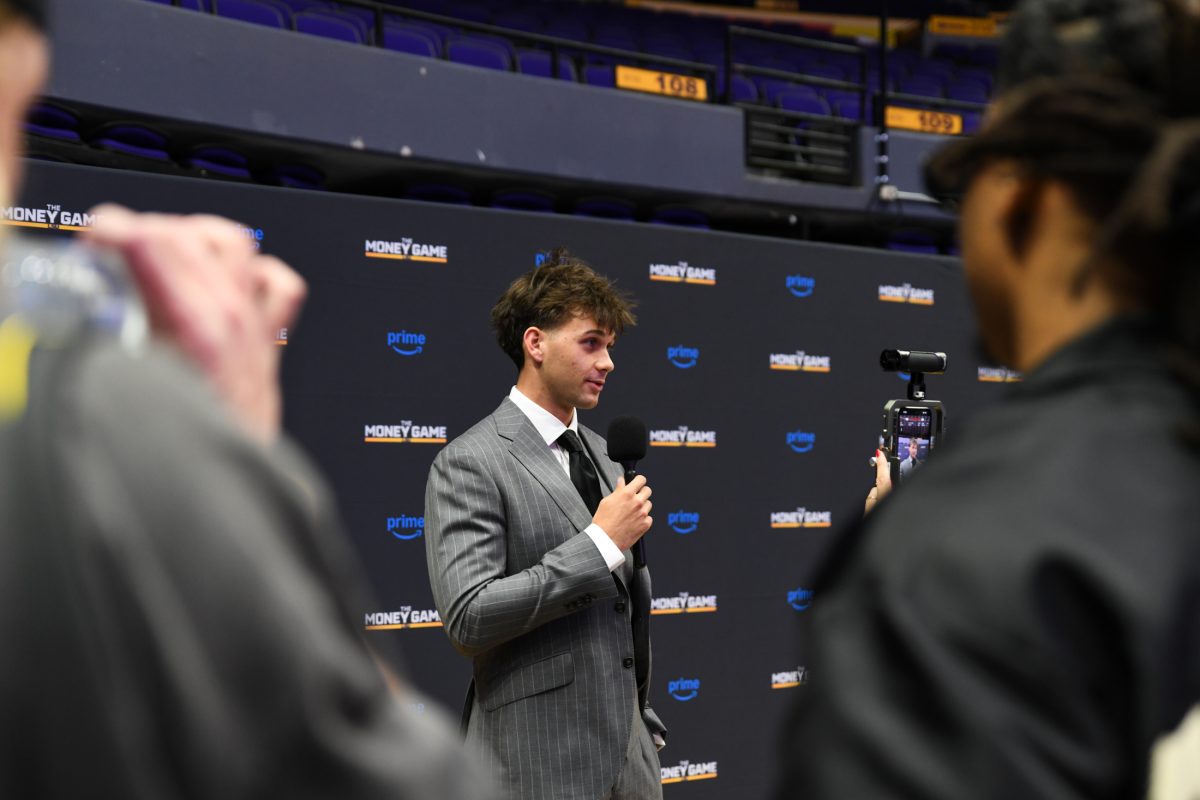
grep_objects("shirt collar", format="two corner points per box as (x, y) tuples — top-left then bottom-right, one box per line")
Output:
(508, 386), (578, 447)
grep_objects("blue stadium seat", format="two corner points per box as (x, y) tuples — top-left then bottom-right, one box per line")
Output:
(145, 0), (211, 9)
(491, 189), (556, 212)
(778, 90), (832, 117)
(582, 64), (615, 88)
(447, 37), (513, 72)
(24, 103), (81, 141)
(542, 18), (589, 43)
(897, 75), (945, 98)
(761, 80), (817, 106)
(573, 196), (636, 220)
(388, 19), (453, 49)
(268, 163), (325, 190)
(730, 74), (759, 103)
(214, 0), (289, 29)
(492, 9), (544, 33)
(517, 50), (578, 81)
(187, 145), (252, 179)
(946, 78), (989, 104)
(383, 25), (440, 58)
(295, 10), (365, 44)
(90, 124), (172, 161)
(273, 0), (331, 11)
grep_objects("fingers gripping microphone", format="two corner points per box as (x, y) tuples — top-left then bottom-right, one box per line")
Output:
(606, 416), (648, 569)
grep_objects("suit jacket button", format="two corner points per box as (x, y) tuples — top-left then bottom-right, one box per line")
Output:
(615, 602), (626, 613)
(623, 657), (634, 669)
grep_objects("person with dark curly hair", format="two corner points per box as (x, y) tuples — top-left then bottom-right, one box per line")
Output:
(777, 1), (1200, 798)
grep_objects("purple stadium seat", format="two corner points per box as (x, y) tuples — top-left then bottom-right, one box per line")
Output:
(329, 6), (377, 36)
(898, 75), (945, 98)
(439, 2), (489, 24)
(957, 67), (994, 93)
(910, 59), (957, 82)
(268, 163), (325, 190)
(389, 20), (453, 49)
(24, 103), (81, 141)
(187, 146), (252, 179)
(295, 10), (365, 44)
(542, 18), (589, 43)
(650, 207), (709, 229)
(491, 189), (556, 212)
(447, 37), (512, 72)
(761, 80), (817, 106)
(404, 184), (472, 205)
(492, 9), (544, 33)
(731, 74), (758, 103)
(802, 63), (846, 82)
(583, 64), (615, 87)
(573, 197), (636, 221)
(517, 50), (578, 81)
(214, 0), (288, 29)
(146, 0), (213, 9)
(592, 31), (638, 52)
(778, 90), (832, 117)
(946, 78), (989, 104)
(90, 124), (171, 161)
(962, 111), (983, 134)
(273, 0), (331, 11)
(383, 25), (439, 57)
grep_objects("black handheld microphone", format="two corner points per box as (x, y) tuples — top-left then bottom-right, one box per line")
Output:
(606, 415), (648, 569)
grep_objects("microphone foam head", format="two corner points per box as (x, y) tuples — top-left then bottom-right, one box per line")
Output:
(606, 416), (647, 463)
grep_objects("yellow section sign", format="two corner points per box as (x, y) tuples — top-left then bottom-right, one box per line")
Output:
(885, 106), (964, 136)
(615, 65), (709, 102)
(927, 15), (998, 37)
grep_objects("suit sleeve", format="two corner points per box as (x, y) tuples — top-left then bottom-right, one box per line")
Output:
(425, 442), (619, 658)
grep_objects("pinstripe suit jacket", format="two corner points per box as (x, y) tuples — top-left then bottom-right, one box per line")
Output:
(425, 398), (665, 800)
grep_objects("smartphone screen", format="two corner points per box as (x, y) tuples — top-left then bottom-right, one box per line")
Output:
(896, 407), (933, 482)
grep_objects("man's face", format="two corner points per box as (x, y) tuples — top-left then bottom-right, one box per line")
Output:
(908, 439), (919, 459)
(0, 18), (49, 204)
(532, 313), (615, 417)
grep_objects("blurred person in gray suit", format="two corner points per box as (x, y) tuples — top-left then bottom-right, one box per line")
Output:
(425, 248), (666, 800)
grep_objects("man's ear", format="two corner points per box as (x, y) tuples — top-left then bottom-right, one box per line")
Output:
(522, 326), (545, 366)
(998, 170), (1045, 266)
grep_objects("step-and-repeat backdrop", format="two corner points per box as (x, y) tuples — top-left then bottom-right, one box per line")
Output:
(17, 161), (1021, 799)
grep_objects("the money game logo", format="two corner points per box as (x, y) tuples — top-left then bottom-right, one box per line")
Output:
(661, 760), (718, 784)
(649, 426), (717, 448)
(978, 366), (1024, 383)
(387, 514), (424, 541)
(365, 236), (449, 264)
(770, 507), (832, 529)
(668, 510), (700, 535)
(878, 282), (935, 305)
(667, 345), (700, 369)
(786, 430), (816, 453)
(364, 606), (442, 630)
(668, 677), (701, 702)
(363, 421), (448, 444)
(2, 203), (102, 231)
(786, 274), (815, 298)
(769, 350), (831, 373)
(787, 588), (814, 612)
(651, 592), (718, 615)
(771, 666), (809, 689)
(387, 330), (427, 356)
(648, 261), (717, 286)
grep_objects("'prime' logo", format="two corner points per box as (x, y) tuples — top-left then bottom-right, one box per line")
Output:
(786, 431), (816, 453)
(365, 237), (449, 264)
(787, 588), (814, 611)
(388, 330), (427, 356)
(667, 346), (700, 369)
(661, 760), (718, 784)
(878, 282), (936, 305)
(668, 510), (700, 534)
(388, 515), (425, 540)
(786, 275), (815, 297)
(651, 592), (718, 615)
(668, 678), (701, 702)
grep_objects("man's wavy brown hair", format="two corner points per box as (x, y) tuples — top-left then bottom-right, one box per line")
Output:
(491, 248), (636, 370)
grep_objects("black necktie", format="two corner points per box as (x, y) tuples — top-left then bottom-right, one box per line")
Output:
(557, 430), (602, 516)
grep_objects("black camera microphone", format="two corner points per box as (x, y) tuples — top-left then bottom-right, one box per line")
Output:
(606, 415), (648, 569)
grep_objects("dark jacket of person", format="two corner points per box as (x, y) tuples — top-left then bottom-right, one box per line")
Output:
(778, 317), (1200, 799)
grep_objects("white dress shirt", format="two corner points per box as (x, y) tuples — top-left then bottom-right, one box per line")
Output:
(508, 386), (626, 572)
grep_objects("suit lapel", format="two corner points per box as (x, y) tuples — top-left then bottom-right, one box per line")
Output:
(493, 399), (593, 534)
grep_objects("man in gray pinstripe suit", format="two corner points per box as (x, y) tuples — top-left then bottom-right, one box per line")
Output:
(425, 249), (666, 800)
